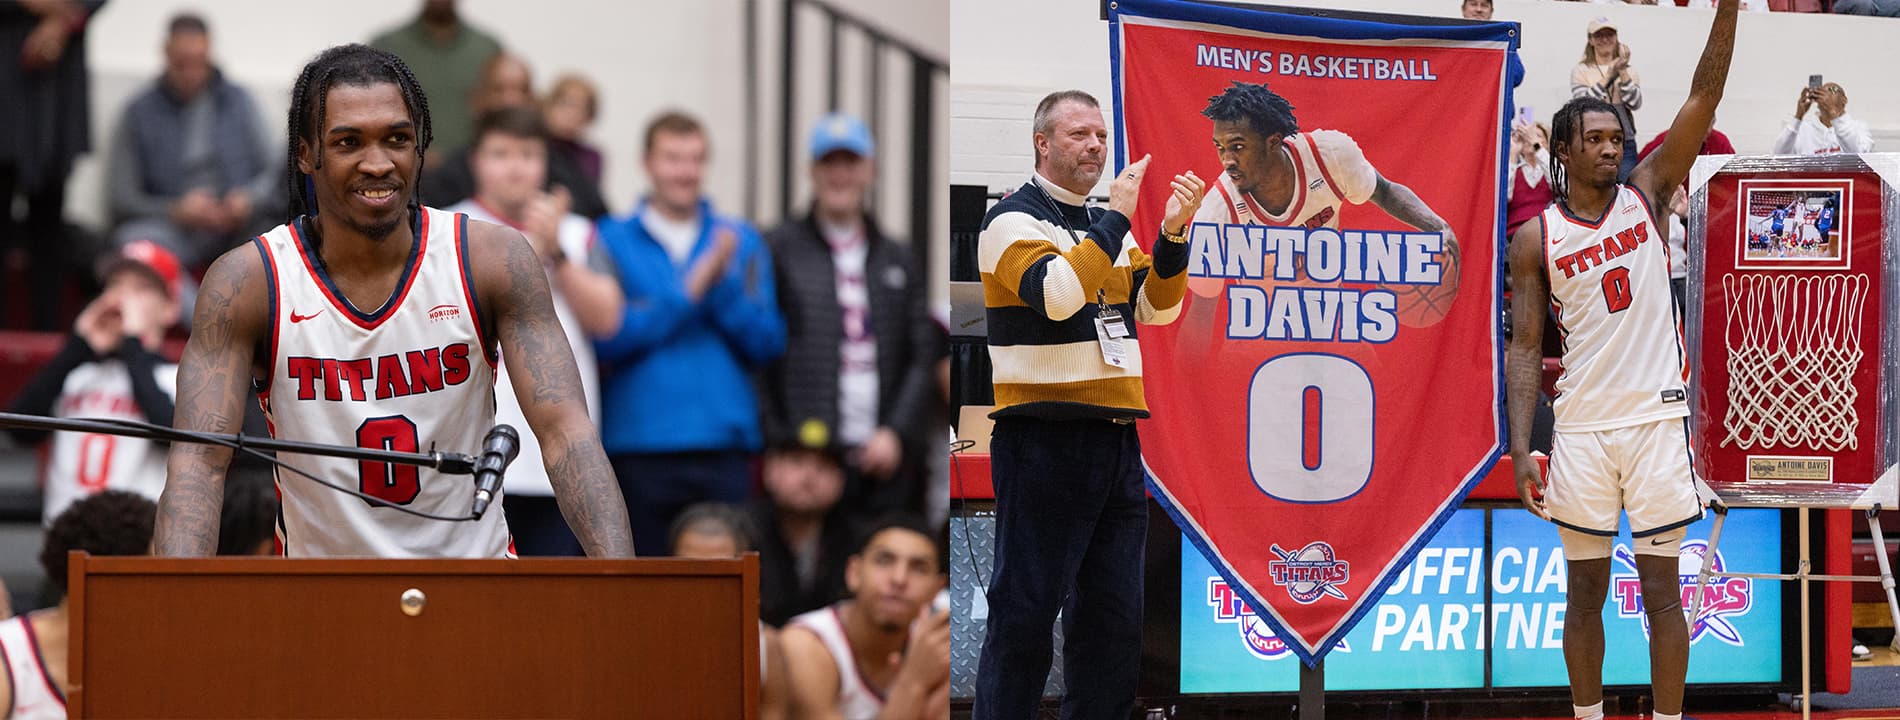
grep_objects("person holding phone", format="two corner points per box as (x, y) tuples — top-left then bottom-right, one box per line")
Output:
(1569, 17), (1642, 181)
(1773, 79), (1873, 156)
(1507, 116), (1553, 237)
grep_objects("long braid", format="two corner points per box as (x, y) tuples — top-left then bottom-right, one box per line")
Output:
(1547, 96), (1618, 205)
(283, 44), (435, 221)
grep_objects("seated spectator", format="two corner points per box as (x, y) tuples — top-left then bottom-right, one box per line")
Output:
(595, 111), (785, 555)
(1832, 0), (1900, 13)
(421, 54), (608, 219)
(0, 491), (156, 716)
(781, 515), (949, 720)
(764, 112), (940, 523)
(671, 502), (756, 558)
(752, 442), (858, 626)
(1506, 120), (1552, 238)
(220, 463), (280, 556)
(1462, 0), (1492, 19)
(670, 503), (790, 720)
(5, 241), (183, 523)
(543, 74), (605, 188)
(368, 0), (501, 158)
(448, 107), (624, 556)
(106, 13), (279, 271)
(1772, 82), (1873, 155)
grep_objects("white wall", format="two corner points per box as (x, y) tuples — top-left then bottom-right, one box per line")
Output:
(952, 0), (1900, 196)
(71, 0), (947, 240)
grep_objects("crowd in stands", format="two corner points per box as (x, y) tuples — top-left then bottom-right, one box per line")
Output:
(0, 1), (950, 717)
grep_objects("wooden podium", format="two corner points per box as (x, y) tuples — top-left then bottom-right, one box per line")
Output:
(66, 553), (759, 718)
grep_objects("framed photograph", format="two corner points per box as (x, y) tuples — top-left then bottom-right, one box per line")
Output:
(1733, 178), (1852, 271)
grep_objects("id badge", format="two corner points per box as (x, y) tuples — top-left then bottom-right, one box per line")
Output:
(1095, 316), (1129, 368)
(1097, 307), (1130, 338)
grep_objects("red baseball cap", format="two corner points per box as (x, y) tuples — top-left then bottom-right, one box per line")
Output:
(97, 240), (184, 300)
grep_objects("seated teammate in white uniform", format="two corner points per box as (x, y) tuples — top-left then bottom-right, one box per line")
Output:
(0, 491), (157, 719)
(154, 44), (633, 558)
(782, 516), (948, 720)
(1506, 4), (1738, 720)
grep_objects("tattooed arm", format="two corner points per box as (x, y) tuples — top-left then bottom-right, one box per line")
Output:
(1506, 216), (1551, 521)
(157, 246), (268, 556)
(472, 220), (636, 557)
(1629, 0), (1736, 209)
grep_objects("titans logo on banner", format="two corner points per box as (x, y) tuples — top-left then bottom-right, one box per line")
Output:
(1111, 0), (1518, 664)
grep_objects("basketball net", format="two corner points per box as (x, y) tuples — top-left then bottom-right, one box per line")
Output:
(1721, 273), (1869, 451)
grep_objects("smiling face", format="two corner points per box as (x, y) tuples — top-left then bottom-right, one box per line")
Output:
(1557, 110), (1623, 191)
(1590, 28), (1618, 60)
(298, 82), (418, 241)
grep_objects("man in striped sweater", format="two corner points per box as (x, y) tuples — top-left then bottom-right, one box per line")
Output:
(971, 90), (1204, 719)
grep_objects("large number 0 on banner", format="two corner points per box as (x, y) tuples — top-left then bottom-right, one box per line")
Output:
(1249, 355), (1373, 503)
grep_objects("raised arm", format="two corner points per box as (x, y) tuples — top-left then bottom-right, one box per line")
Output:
(1506, 217), (1550, 520)
(474, 221), (635, 557)
(156, 246), (269, 556)
(1630, 0), (1736, 207)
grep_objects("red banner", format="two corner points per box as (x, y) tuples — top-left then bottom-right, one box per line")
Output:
(1110, 0), (1517, 664)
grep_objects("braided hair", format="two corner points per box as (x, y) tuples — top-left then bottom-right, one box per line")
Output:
(285, 44), (433, 220)
(1202, 81), (1299, 142)
(1547, 96), (1619, 203)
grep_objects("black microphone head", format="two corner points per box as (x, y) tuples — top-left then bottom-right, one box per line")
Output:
(485, 424), (520, 463)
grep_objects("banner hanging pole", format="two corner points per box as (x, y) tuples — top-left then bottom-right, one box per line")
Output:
(1299, 659), (1323, 720)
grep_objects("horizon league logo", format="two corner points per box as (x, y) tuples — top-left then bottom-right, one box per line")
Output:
(1611, 539), (1753, 645)
(1209, 577), (1352, 660)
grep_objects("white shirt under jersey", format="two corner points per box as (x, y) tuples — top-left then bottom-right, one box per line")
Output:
(42, 360), (177, 523)
(1541, 185), (1689, 432)
(447, 199), (602, 497)
(787, 605), (884, 719)
(254, 207), (511, 557)
(0, 615), (63, 719)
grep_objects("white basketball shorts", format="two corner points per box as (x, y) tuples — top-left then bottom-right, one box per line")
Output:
(1547, 417), (1703, 554)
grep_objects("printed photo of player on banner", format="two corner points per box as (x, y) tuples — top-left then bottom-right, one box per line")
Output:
(1109, 0), (1521, 665)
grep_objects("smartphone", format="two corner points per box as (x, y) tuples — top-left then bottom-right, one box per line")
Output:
(1516, 106), (1534, 127)
(1809, 74), (1824, 89)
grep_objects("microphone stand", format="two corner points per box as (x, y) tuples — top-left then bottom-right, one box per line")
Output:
(0, 411), (476, 475)
(0, 411), (486, 522)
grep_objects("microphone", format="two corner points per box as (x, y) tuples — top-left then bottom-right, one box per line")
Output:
(469, 424), (520, 519)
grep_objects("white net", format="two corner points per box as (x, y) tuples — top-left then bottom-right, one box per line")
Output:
(1721, 273), (1870, 451)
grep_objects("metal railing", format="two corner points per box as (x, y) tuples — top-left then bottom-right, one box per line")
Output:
(743, 0), (945, 254)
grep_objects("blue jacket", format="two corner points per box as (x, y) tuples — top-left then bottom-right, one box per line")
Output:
(593, 199), (786, 454)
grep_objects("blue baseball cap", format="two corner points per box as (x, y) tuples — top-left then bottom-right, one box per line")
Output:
(810, 112), (874, 160)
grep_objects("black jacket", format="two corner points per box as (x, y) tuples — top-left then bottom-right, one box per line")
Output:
(761, 211), (939, 452)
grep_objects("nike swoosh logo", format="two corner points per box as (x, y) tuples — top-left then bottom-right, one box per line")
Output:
(290, 309), (326, 323)
(1651, 535), (1678, 546)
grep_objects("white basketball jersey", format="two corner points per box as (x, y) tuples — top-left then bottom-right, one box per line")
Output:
(447, 199), (602, 497)
(254, 207), (511, 558)
(788, 605), (885, 718)
(1193, 129), (1379, 231)
(42, 361), (176, 523)
(0, 615), (64, 719)
(1541, 185), (1689, 432)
